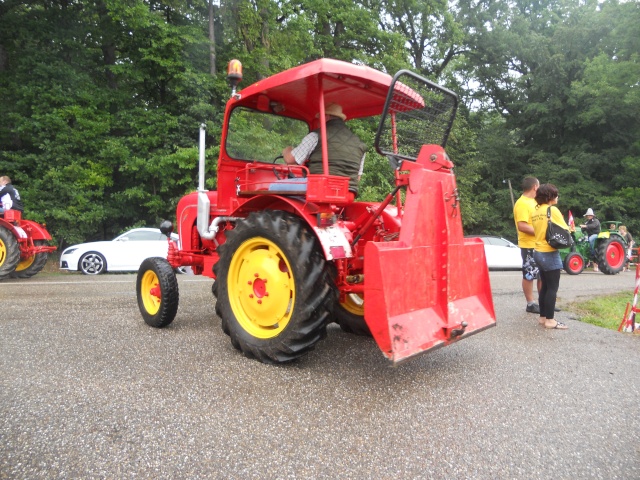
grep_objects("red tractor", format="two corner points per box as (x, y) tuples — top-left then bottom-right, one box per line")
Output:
(0, 209), (57, 280)
(136, 59), (496, 364)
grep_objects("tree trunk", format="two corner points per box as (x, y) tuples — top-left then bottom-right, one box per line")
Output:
(209, 0), (216, 76)
(0, 44), (6, 72)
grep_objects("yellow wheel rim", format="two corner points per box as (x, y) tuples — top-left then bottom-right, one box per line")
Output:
(0, 239), (6, 266)
(15, 255), (35, 272)
(228, 237), (294, 339)
(341, 293), (364, 316)
(140, 270), (161, 315)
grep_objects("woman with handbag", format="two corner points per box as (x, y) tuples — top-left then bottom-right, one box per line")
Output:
(530, 183), (573, 330)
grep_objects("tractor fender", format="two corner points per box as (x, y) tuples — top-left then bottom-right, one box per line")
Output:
(16, 219), (53, 241)
(229, 194), (353, 261)
(0, 218), (28, 239)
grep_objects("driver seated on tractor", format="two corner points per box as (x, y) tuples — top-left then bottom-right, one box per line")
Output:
(579, 208), (601, 256)
(273, 103), (366, 198)
(0, 176), (24, 216)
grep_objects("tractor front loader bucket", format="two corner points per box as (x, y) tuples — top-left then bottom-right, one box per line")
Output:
(364, 160), (495, 365)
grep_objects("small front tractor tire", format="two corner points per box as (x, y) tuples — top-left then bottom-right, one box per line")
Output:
(0, 226), (20, 280)
(136, 257), (179, 328)
(10, 240), (49, 279)
(213, 210), (335, 364)
(334, 293), (372, 336)
(563, 252), (585, 275)
(596, 237), (626, 275)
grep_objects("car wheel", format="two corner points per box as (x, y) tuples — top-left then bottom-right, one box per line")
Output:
(79, 252), (106, 275)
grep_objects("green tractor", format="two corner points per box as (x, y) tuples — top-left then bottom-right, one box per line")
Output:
(560, 222), (627, 275)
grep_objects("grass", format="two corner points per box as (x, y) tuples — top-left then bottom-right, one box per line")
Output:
(568, 291), (632, 331)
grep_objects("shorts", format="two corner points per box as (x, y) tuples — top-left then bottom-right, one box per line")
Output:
(521, 248), (539, 280)
(533, 250), (563, 272)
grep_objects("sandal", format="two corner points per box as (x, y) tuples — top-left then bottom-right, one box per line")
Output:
(545, 321), (568, 330)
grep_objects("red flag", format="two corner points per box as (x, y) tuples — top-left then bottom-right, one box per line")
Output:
(568, 210), (575, 229)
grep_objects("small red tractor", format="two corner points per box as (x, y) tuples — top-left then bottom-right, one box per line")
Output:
(0, 209), (57, 280)
(136, 59), (496, 364)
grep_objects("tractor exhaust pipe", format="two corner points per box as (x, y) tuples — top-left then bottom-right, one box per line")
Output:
(196, 124), (212, 238)
(194, 124), (241, 242)
(198, 123), (206, 192)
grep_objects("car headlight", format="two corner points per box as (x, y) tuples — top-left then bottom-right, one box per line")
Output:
(62, 248), (78, 255)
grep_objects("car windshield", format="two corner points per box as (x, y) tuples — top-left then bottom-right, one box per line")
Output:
(486, 237), (512, 247)
(226, 107), (310, 163)
(119, 230), (165, 241)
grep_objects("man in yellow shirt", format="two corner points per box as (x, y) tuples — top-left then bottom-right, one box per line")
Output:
(513, 177), (542, 313)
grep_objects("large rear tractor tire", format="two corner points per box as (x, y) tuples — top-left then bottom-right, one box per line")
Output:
(213, 211), (335, 364)
(136, 257), (179, 328)
(0, 226), (20, 280)
(10, 240), (49, 279)
(563, 252), (585, 275)
(334, 293), (372, 336)
(596, 237), (626, 275)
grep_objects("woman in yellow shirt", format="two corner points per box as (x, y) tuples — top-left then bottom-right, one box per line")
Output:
(530, 183), (572, 330)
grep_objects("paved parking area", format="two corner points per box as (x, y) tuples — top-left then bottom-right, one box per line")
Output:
(1, 271), (639, 478)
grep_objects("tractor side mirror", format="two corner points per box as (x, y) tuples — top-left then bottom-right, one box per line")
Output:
(160, 220), (174, 238)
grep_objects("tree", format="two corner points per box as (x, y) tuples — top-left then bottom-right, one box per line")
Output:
(457, 0), (640, 235)
(0, 0), (217, 246)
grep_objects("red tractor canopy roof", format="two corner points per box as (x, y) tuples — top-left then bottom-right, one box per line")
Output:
(229, 59), (396, 123)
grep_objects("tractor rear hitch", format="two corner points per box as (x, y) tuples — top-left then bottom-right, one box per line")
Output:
(449, 321), (468, 339)
(351, 184), (404, 246)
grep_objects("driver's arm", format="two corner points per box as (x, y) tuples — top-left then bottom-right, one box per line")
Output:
(358, 153), (366, 181)
(282, 146), (296, 165)
(282, 132), (319, 166)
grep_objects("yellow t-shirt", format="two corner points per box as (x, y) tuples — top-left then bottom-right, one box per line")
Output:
(531, 204), (571, 252)
(513, 195), (537, 248)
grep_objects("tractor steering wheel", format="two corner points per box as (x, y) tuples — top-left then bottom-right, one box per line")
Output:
(273, 155), (286, 180)
(272, 154), (305, 179)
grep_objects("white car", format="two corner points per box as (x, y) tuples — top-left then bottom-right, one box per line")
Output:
(467, 235), (522, 270)
(60, 228), (179, 275)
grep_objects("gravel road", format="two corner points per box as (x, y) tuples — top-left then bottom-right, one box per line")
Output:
(1, 270), (639, 479)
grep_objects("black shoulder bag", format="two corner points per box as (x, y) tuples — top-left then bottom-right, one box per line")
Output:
(546, 207), (574, 249)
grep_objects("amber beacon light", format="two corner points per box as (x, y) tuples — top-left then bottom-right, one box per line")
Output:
(227, 59), (243, 96)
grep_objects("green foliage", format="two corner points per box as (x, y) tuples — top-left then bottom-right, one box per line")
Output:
(0, 0), (217, 246)
(457, 0), (640, 237)
(226, 108), (309, 161)
(0, 0), (637, 249)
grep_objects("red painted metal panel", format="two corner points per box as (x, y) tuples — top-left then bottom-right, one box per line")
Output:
(16, 219), (53, 241)
(364, 158), (496, 364)
(229, 59), (394, 123)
